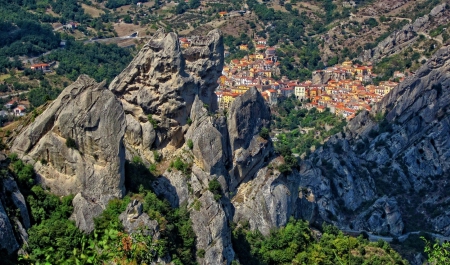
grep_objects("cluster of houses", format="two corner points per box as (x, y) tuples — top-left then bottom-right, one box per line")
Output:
(212, 37), (402, 120)
(1, 98), (27, 117)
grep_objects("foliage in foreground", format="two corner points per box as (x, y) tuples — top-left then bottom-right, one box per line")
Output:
(7, 157), (196, 265)
(232, 219), (408, 265)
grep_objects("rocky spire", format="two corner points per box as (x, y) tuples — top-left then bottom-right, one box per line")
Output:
(109, 29), (224, 162)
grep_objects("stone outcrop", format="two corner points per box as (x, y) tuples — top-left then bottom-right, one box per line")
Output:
(11, 75), (126, 198)
(119, 200), (159, 237)
(227, 87), (272, 190)
(109, 28), (224, 162)
(359, 3), (448, 63)
(11, 75), (126, 232)
(299, 45), (450, 236)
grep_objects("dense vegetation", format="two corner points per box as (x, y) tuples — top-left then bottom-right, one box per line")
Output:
(45, 39), (133, 83)
(273, 96), (347, 156)
(232, 219), (408, 265)
(1, 154), (197, 265)
(0, 20), (60, 58)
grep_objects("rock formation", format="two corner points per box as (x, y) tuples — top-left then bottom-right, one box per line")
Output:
(297, 45), (450, 237)
(6, 26), (450, 264)
(359, 3), (448, 63)
(109, 28), (224, 162)
(11, 75), (126, 232)
(119, 200), (159, 237)
(0, 153), (30, 255)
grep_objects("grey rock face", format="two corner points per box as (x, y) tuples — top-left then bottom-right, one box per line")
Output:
(71, 193), (106, 233)
(232, 158), (294, 236)
(11, 75), (126, 199)
(109, 29), (224, 161)
(3, 177), (30, 229)
(119, 200), (159, 238)
(0, 200), (19, 254)
(360, 25), (418, 63)
(227, 88), (272, 190)
(352, 196), (404, 236)
(359, 3), (447, 63)
(294, 45), (450, 236)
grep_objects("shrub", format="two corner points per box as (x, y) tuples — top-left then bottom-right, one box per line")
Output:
(278, 163), (291, 174)
(208, 178), (222, 201)
(259, 127), (270, 140)
(153, 150), (161, 162)
(197, 249), (205, 258)
(148, 114), (158, 128)
(132, 156), (143, 165)
(187, 139), (193, 150)
(65, 137), (77, 149)
(170, 157), (191, 175)
(193, 199), (201, 211)
(149, 163), (157, 174)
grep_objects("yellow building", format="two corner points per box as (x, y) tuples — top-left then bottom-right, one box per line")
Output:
(239, 44), (249, 51)
(256, 53), (264, 59)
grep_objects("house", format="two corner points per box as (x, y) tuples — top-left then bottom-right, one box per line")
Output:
(5, 99), (16, 109)
(280, 87), (294, 97)
(239, 44), (249, 51)
(255, 44), (265, 51)
(65, 22), (78, 29)
(31, 63), (50, 71)
(179, 38), (190, 48)
(265, 47), (276, 58)
(13, 105), (26, 116)
(136, 2), (143, 7)
(218, 11), (228, 17)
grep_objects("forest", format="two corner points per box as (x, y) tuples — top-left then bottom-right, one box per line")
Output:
(45, 39), (134, 83)
(272, 96), (347, 156)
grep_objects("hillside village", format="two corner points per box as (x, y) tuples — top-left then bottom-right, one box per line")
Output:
(196, 37), (404, 120)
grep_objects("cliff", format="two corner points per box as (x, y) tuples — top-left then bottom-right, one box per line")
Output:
(359, 3), (448, 63)
(5, 29), (450, 264)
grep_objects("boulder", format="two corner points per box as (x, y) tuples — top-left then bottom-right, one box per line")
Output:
(119, 200), (159, 238)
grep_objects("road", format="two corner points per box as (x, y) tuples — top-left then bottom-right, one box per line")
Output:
(0, 91), (29, 99)
(22, 32), (141, 64)
(342, 229), (450, 243)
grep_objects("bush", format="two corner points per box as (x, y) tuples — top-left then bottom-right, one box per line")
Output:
(278, 163), (291, 174)
(65, 137), (77, 149)
(259, 127), (270, 140)
(153, 150), (161, 162)
(187, 139), (193, 150)
(197, 249), (205, 258)
(148, 114), (158, 128)
(208, 178), (222, 201)
(170, 157), (191, 175)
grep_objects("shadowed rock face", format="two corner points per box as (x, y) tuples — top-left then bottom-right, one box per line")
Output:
(109, 29), (224, 162)
(231, 45), (450, 242)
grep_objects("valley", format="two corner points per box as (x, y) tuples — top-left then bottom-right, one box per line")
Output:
(1, 0), (450, 264)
